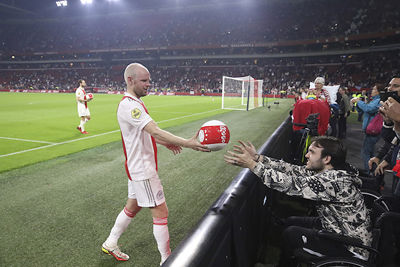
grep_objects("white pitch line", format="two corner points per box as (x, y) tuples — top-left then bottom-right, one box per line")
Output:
(0, 136), (56, 144)
(0, 130), (121, 158)
(0, 108), (222, 158)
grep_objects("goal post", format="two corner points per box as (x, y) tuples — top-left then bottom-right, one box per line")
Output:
(221, 75), (263, 111)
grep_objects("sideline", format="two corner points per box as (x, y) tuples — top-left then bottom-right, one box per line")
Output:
(0, 108), (222, 158)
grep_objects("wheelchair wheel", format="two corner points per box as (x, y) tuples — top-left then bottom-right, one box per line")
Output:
(361, 189), (389, 211)
(313, 257), (368, 267)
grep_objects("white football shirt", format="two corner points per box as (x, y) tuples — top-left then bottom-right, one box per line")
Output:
(117, 93), (158, 181)
(76, 87), (90, 116)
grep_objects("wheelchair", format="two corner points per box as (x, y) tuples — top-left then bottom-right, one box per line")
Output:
(293, 196), (400, 267)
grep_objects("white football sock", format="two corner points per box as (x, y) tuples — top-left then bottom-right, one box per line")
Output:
(79, 119), (85, 131)
(106, 207), (136, 247)
(153, 217), (171, 263)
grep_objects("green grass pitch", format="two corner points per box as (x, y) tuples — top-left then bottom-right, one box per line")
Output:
(0, 92), (293, 266)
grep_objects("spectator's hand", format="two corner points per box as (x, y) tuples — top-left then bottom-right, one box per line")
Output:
(351, 97), (360, 104)
(380, 97), (400, 122)
(379, 106), (392, 124)
(375, 160), (389, 176)
(224, 141), (257, 169)
(237, 140), (258, 161)
(368, 157), (380, 170)
(164, 144), (182, 155)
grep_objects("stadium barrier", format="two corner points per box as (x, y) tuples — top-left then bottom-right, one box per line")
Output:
(163, 116), (293, 267)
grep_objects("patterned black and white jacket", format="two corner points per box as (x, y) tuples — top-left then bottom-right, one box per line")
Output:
(252, 156), (372, 259)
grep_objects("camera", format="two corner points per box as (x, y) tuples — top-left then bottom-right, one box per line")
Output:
(305, 113), (319, 136)
(379, 90), (400, 103)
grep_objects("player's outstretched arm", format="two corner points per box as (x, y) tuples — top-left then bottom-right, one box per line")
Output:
(144, 121), (210, 152)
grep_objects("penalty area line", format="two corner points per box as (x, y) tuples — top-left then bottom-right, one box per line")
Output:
(0, 130), (120, 158)
(0, 136), (57, 144)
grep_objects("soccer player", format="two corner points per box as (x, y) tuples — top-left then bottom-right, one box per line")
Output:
(75, 79), (92, 134)
(101, 63), (210, 264)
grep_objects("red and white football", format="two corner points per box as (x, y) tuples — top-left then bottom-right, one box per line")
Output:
(87, 93), (94, 99)
(197, 120), (230, 151)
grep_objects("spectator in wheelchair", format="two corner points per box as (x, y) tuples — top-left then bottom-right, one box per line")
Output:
(225, 136), (372, 266)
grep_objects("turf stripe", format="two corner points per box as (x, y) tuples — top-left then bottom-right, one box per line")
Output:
(0, 109), (222, 158)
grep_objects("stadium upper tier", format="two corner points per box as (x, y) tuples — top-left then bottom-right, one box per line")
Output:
(0, 0), (399, 55)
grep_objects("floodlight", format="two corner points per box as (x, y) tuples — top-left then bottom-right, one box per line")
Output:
(56, 0), (68, 7)
(81, 0), (93, 5)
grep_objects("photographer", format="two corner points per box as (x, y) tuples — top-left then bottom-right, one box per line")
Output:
(351, 85), (381, 170)
(379, 78), (400, 195)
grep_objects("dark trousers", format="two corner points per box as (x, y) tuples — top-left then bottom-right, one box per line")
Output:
(329, 116), (338, 137)
(358, 110), (364, 122)
(279, 216), (354, 266)
(338, 114), (347, 138)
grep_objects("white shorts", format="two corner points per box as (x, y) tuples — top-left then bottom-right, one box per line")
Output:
(77, 102), (90, 117)
(128, 177), (166, 207)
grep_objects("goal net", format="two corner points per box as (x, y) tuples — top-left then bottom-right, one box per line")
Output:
(221, 76), (263, 111)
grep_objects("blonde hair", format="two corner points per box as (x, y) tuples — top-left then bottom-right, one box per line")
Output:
(124, 63), (149, 85)
(314, 77), (325, 85)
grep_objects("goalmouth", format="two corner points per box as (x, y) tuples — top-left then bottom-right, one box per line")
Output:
(221, 75), (264, 111)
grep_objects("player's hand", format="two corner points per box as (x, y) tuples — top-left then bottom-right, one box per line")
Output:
(375, 160), (389, 176)
(187, 133), (210, 152)
(224, 141), (257, 169)
(164, 144), (182, 155)
(368, 157), (380, 170)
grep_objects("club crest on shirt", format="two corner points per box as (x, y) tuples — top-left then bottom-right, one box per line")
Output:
(131, 108), (141, 119)
(156, 190), (164, 200)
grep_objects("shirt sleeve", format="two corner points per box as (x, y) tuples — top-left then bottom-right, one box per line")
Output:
(76, 88), (83, 99)
(252, 158), (344, 202)
(119, 99), (153, 131)
(356, 98), (380, 114)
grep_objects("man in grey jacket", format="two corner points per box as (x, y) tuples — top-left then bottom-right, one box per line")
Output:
(225, 136), (372, 266)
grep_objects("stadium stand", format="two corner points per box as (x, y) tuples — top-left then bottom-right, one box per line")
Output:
(0, 0), (399, 93)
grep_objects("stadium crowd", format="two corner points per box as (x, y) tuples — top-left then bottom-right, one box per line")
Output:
(0, 0), (399, 93)
(1, 50), (399, 94)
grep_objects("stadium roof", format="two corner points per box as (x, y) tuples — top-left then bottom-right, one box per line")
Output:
(0, 0), (277, 21)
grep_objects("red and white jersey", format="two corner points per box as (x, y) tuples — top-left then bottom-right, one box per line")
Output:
(76, 86), (88, 108)
(117, 93), (158, 181)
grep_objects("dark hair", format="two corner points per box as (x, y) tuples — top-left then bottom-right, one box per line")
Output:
(78, 79), (84, 87)
(310, 136), (347, 169)
(374, 83), (385, 92)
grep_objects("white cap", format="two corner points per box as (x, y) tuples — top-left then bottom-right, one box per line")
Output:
(314, 77), (325, 84)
